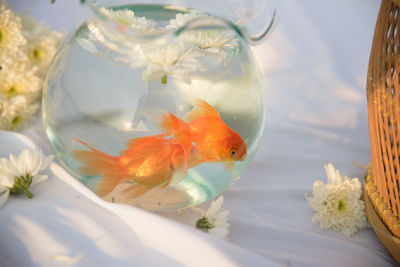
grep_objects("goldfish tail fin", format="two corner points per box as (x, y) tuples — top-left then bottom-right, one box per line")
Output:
(95, 178), (125, 198)
(184, 99), (219, 122)
(72, 138), (127, 197)
(123, 135), (166, 154)
(121, 184), (150, 199)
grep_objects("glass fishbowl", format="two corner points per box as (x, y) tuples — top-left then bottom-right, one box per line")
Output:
(43, 0), (278, 210)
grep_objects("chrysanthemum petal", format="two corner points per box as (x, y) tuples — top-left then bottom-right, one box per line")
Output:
(41, 154), (55, 170)
(209, 226), (229, 239)
(0, 189), (10, 208)
(31, 174), (48, 187)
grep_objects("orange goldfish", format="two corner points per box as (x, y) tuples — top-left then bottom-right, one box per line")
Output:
(73, 113), (191, 198)
(185, 99), (247, 167)
(72, 99), (247, 200)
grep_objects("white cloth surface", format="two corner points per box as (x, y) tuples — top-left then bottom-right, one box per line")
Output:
(3, 0), (398, 266)
(0, 132), (274, 266)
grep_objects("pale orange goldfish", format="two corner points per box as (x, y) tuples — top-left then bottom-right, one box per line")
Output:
(184, 99), (247, 167)
(73, 113), (191, 198)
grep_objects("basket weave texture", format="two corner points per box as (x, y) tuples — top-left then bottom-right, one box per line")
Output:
(366, 0), (400, 239)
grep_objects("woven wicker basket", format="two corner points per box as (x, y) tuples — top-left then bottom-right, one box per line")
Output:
(365, 0), (400, 263)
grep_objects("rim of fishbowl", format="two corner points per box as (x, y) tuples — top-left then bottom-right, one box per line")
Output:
(84, 0), (175, 40)
(82, 0), (277, 44)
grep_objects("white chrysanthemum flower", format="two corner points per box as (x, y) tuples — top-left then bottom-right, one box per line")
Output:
(0, 5), (26, 64)
(0, 148), (54, 207)
(21, 15), (63, 77)
(191, 32), (237, 53)
(169, 11), (239, 64)
(142, 43), (202, 84)
(195, 195), (230, 239)
(0, 63), (42, 99)
(99, 8), (155, 29)
(0, 95), (40, 131)
(168, 10), (208, 29)
(115, 41), (203, 84)
(181, 30), (238, 64)
(306, 163), (368, 237)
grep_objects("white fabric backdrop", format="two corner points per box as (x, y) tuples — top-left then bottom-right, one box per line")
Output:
(2, 0), (397, 266)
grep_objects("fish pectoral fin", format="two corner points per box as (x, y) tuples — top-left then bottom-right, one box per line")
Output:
(188, 147), (206, 168)
(160, 182), (170, 189)
(223, 162), (235, 170)
(169, 165), (186, 186)
(184, 99), (219, 122)
(134, 158), (171, 187)
(176, 135), (192, 165)
(133, 172), (170, 187)
(169, 147), (187, 186)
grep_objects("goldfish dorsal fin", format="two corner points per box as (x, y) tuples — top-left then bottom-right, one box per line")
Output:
(184, 99), (219, 122)
(159, 112), (185, 134)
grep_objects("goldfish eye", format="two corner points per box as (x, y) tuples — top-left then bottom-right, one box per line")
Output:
(230, 149), (237, 156)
